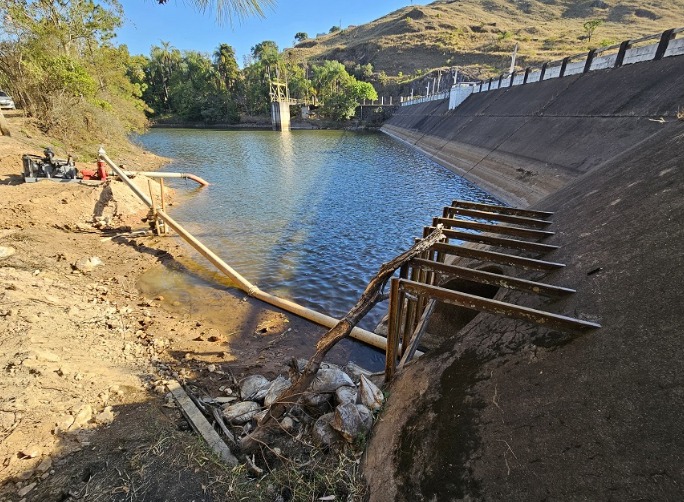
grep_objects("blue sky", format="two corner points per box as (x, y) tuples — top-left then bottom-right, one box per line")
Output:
(116, 0), (418, 64)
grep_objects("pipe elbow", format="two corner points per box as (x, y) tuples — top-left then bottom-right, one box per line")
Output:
(183, 173), (209, 186)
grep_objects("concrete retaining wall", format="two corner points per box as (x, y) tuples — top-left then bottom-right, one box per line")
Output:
(382, 56), (684, 206)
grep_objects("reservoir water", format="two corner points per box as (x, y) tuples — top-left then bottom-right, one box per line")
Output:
(134, 129), (498, 367)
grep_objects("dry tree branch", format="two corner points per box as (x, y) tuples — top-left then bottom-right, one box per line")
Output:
(239, 225), (444, 453)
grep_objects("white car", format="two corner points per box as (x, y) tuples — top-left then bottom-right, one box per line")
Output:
(0, 91), (15, 110)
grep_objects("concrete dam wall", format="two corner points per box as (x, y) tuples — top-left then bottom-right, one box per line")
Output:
(382, 55), (684, 206)
(366, 52), (684, 501)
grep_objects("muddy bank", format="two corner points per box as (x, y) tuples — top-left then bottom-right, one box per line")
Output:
(382, 56), (684, 206)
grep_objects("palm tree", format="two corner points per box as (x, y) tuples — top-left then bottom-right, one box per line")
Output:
(213, 44), (239, 91)
(157, 0), (275, 22)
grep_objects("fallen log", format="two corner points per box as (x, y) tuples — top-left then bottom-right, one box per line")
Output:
(239, 225), (444, 453)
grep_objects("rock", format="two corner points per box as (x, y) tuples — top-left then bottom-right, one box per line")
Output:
(254, 313), (289, 334)
(70, 404), (93, 429)
(95, 406), (114, 425)
(343, 362), (373, 383)
(356, 404), (373, 431)
(331, 403), (371, 443)
(335, 386), (358, 406)
(33, 350), (61, 363)
(17, 482), (37, 497)
(18, 448), (40, 459)
(310, 368), (354, 393)
(18, 469), (34, 480)
(240, 375), (271, 401)
(312, 413), (342, 447)
(0, 246), (16, 260)
(280, 416), (295, 432)
(214, 396), (238, 404)
(222, 401), (260, 424)
(74, 256), (104, 272)
(0, 411), (15, 430)
(264, 376), (291, 407)
(358, 374), (384, 411)
(302, 392), (333, 416)
(36, 457), (52, 473)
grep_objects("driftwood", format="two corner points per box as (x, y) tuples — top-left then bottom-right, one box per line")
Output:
(239, 225), (444, 453)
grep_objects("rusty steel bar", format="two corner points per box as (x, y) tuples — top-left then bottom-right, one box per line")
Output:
(399, 279), (600, 333)
(436, 217), (555, 240)
(410, 258), (575, 297)
(403, 261), (419, 340)
(431, 241), (565, 271)
(385, 278), (402, 381)
(398, 299), (436, 370)
(451, 200), (553, 219)
(429, 226), (558, 254)
(444, 206), (552, 228)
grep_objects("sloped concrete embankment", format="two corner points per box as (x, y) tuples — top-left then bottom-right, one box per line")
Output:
(382, 56), (684, 206)
(366, 119), (684, 501)
(366, 56), (684, 500)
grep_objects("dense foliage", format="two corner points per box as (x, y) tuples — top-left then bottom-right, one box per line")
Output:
(133, 40), (378, 123)
(0, 0), (380, 147)
(0, 0), (149, 153)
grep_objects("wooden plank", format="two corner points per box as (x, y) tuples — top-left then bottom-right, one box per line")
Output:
(443, 206), (552, 228)
(167, 380), (238, 466)
(431, 241), (565, 271)
(410, 258), (575, 297)
(451, 199), (553, 218)
(436, 217), (555, 239)
(399, 280), (600, 333)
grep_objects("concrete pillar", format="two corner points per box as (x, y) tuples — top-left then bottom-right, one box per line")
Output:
(271, 101), (290, 131)
(301, 105), (310, 119)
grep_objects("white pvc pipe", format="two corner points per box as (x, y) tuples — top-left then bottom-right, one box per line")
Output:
(118, 171), (210, 186)
(100, 151), (388, 350)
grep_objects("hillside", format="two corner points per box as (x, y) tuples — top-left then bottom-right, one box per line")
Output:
(287, 0), (684, 79)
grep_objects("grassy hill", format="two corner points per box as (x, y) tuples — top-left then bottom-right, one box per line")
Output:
(286, 0), (684, 81)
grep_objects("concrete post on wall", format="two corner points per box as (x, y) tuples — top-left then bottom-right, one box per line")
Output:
(449, 84), (475, 110)
(271, 101), (291, 131)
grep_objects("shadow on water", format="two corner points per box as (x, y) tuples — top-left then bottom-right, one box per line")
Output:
(134, 128), (500, 371)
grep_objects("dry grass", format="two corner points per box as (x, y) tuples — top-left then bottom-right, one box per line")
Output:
(288, 0), (684, 78)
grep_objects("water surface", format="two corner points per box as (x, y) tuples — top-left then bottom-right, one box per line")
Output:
(135, 129), (498, 366)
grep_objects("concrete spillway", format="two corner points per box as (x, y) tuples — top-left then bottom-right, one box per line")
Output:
(382, 56), (684, 206)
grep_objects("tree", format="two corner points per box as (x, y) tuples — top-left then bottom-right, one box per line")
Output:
(311, 60), (378, 120)
(583, 19), (603, 43)
(0, 0), (148, 150)
(147, 42), (183, 111)
(213, 43), (239, 91)
(156, 0), (274, 22)
(294, 32), (308, 44)
(329, 25), (341, 33)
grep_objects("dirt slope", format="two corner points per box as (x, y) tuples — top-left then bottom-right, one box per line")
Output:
(288, 0), (684, 78)
(0, 113), (328, 500)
